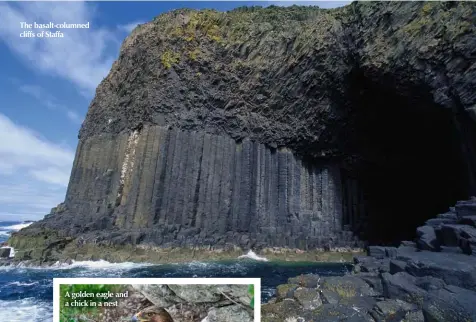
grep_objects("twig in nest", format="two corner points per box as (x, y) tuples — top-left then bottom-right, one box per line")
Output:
(219, 291), (254, 316)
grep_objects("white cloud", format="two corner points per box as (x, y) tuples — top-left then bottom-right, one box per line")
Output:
(0, 113), (74, 219)
(118, 21), (145, 34)
(0, 1), (119, 93)
(18, 83), (84, 124)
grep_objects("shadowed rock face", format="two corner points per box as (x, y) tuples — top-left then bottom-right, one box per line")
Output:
(11, 2), (476, 254)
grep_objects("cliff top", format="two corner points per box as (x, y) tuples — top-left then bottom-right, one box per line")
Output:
(80, 2), (475, 159)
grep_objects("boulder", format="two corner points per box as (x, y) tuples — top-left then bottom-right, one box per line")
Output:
(293, 287), (322, 310)
(436, 212), (458, 220)
(425, 218), (456, 226)
(302, 303), (374, 322)
(440, 224), (476, 247)
(319, 276), (377, 299)
(422, 285), (476, 321)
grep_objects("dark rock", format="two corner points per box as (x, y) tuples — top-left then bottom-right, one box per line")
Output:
(425, 218), (457, 227)
(357, 273), (384, 296)
(460, 216), (476, 227)
(370, 299), (418, 322)
(439, 246), (463, 254)
(385, 247), (397, 259)
(368, 246), (387, 259)
(440, 224), (476, 247)
(0, 248), (11, 258)
(403, 310), (425, 322)
(381, 272), (428, 307)
(436, 212), (458, 220)
(422, 285), (476, 321)
(397, 250), (476, 291)
(389, 260), (407, 274)
(414, 276), (446, 292)
(400, 241), (416, 247)
(455, 201), (476, 218)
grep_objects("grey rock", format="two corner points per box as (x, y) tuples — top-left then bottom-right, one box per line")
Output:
(414, 276), (446, 292)
(319, 289), (340, 305)
(381, 272), (428, 307)
(370, 299), (417, 322)
(385, 247), (398, 259)
(369, 246), (387, 259)
(206, 304), (253, 322)
(389, 260), (407, 274)
(288, 274), (320, 288)
(293, 287), (323, 310)
(422, 285), (476, 322)
(455, 201), (476, 218)
(397, 250), (476, 291)
(403, 310), (425, 322)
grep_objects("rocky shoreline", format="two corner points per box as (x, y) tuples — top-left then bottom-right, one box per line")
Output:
(263, 197), (476, 321)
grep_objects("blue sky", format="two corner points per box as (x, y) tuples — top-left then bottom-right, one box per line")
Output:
(0, 1), (350, 221)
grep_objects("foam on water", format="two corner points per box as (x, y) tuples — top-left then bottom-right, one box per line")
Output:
(0, 298), (52, 322)
(2, 222), (33, 231)
(238, 250), (269, 261)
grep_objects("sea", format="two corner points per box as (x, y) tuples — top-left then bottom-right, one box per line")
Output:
(0, 221), (351, 322)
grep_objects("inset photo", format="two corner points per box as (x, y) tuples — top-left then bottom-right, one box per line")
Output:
(53, 278), (260, 322)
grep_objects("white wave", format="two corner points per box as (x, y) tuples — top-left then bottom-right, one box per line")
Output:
(2, 222), (33, 231)
(238, 250), (268, 261)
(0, 298), (52, 322)
(0, 231), (10, 237)
(6, 281), (39, 287)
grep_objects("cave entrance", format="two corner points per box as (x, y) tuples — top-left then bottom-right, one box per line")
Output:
(343, 70), (471, 245)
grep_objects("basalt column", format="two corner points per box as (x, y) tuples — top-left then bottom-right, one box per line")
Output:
(65, 125), (355, 249)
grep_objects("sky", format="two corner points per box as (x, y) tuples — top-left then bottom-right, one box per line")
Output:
(0, 0), (351, 221)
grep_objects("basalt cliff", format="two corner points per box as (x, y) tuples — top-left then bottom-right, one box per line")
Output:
(8, 2), (476, 263)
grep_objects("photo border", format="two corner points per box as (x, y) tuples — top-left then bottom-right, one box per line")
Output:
(54, 277), (261, 321)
